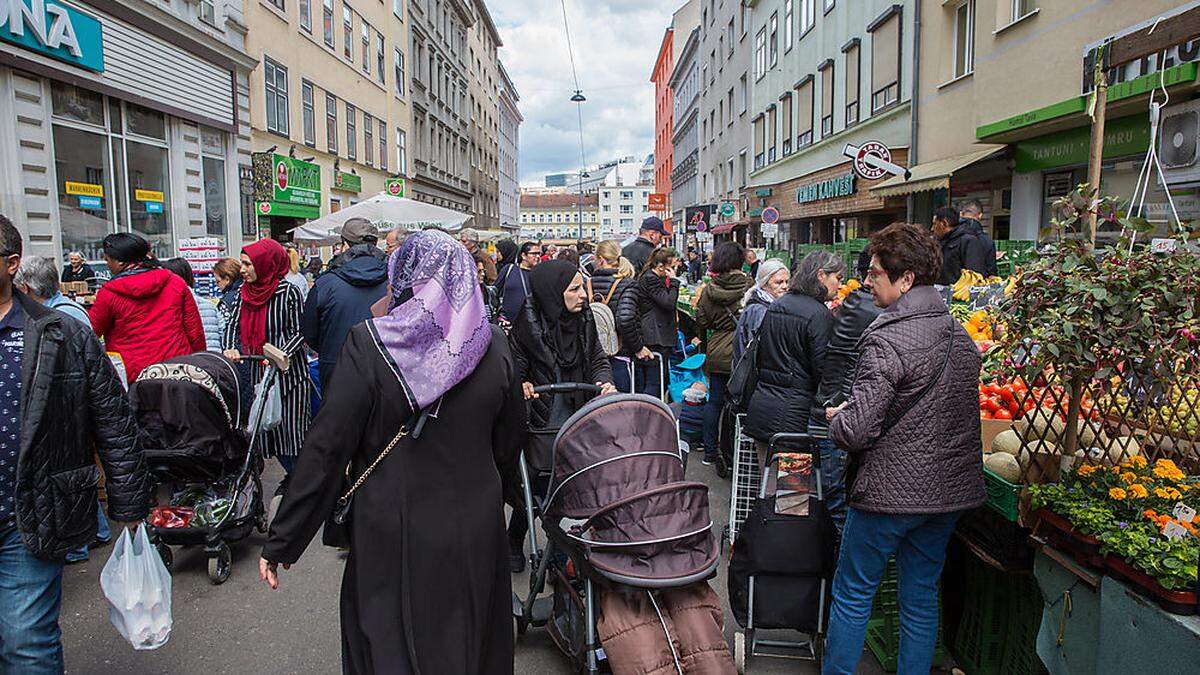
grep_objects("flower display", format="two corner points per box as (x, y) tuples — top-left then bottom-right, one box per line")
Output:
(1108, 487), (1127, 500)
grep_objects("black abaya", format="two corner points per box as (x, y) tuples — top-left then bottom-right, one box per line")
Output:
(263, 323), (526, 674)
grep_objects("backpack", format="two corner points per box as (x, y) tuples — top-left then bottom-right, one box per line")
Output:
(726, 331), (760, 414)
(588, 278), (622, 357)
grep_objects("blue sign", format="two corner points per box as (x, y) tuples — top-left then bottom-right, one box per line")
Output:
(0, 0), (105, 73)
(77, 195), (102, 209)
(144, 201), (163, 213)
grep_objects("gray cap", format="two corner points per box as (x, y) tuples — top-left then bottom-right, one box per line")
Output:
(340, 217), (378, 245)
(459, 227), (479, 243)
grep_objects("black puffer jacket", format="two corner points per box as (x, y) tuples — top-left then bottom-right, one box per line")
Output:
(939, 219), (996, 284)
(829, 286), (985, 514)
(744, 292), (833, 442)
(808, 288), (883, 438)
(622, 237), (656, 277)
(616, 271), (679, 352)
(588, 268), (633, 308)
(13, 293), (150, 560)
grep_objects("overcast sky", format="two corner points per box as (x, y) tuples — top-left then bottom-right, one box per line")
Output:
(493, 0), (681, 186)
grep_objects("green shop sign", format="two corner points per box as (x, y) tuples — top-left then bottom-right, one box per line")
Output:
(385, 178), (406, 197)
(333, 170), (361, 193)
(252, 152), (320, 219)
(0, 0), (105, 72)
(1014, 115), (1150, 173)
(796, 172), (856, 204)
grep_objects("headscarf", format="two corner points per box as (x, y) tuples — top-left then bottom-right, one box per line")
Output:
(745, 257), (789, 306)
(528, 259), (584, 372)
(495, 239), (518, 268)
(369, 230), (492, 410)
(238, 238), (289, 354)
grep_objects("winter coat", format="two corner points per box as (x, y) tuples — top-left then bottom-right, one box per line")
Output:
(829, 286), (986, 515)
(90, 267), (206, 383)
(732, 288), (773, 366)
(596, 583), (735, 674)
(744, 292), (833, 442)
(12, 292), (150, 560)
(616, 271), (679, 352)
(494, 263), (531, 324)
(808, 288), (883, 438)
(695, 271), (753, 376)
(191, 290), (223, 353)
(301, 246), (389, 388)
(622, 237), (656, 276)
(939, 218), (996, 284)
(587, 268), (634, 308)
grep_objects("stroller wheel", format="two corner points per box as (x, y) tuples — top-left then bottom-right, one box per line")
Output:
(733, 631), (747, 674)
(155, 543), (174, 574)
(207, 542), (233, 585)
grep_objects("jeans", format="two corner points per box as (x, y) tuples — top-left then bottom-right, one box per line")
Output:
(65, 500), (111, 563)
(610, 357), (635, 394)
(0, 526), (65, 674)
(823, 509), (962, 675)
(815, 439), (849, 534)
(702, 374), (728, 462)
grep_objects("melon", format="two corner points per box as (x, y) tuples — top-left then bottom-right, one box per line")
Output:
(1078, 422), (1107, 451)
(1019, 407), (1066, 443)
(985, 452), (1021, 483)
(1106, 436), (1141, 464)
(991, 429), (1023, 456)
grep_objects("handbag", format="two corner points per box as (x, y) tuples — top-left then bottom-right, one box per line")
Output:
(322, 409), (429, 548)
(727, 331), (760, 414)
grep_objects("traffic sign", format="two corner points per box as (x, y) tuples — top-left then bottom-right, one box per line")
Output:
(843, 141), (910, 181)
(761, 222), (778, 239)
(761, 206), (780, 225)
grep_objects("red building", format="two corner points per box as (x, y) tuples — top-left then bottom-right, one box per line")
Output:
(650, 28), (674, 233)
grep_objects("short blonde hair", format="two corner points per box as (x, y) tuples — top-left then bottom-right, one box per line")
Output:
(287, 247), (302, 274)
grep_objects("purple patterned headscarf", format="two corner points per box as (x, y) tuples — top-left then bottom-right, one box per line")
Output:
(367, 230), (492, 410)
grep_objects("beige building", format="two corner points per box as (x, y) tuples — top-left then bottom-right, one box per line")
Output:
(881, 0), (1199, 242)
(518, 192), (599, 241)
(467, 0), (502, 230)
(245, 0), (411, 239)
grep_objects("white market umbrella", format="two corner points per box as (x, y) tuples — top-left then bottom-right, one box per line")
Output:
(291, 193), (473, 244)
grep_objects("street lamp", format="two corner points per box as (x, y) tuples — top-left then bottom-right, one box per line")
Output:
(570, 90), (587, 103)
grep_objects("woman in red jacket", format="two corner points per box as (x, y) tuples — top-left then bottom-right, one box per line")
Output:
(90, 233), (206, 383)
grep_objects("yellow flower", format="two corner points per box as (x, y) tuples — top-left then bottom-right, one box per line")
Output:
(1108, 487), (1127, 500)
(1120, 472), (1138, 484)
(1152, 459), (1185, 482)
(1077, 464), (1099, 477)
(1128, 484), (1149, 499)
(1154, 487), (1183, 501)
(1127, 456), (1148, 469)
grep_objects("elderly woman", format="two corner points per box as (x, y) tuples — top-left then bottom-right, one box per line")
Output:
(732, 257), (790, 364)
(262, 230), (526, 673)
(823, 224), (984, 675)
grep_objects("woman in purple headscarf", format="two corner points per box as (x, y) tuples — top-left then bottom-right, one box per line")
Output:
(259, 230), (526, 674)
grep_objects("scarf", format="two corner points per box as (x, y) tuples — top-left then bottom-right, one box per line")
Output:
(528, 260), (583, 373)
(369, 230), (492, 410)
(239, 238), (288, 354)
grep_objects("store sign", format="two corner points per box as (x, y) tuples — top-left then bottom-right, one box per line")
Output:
(1014, 115), (1150, 173)
(333, 170), (361, 193)
(77, 195), (101, 209)
(385, 178), (406, 197)
(796, 172), (856, 204)
(0, 0), (105, 72)
(65, 181), (102, 197)
(135, 189), (164, 203)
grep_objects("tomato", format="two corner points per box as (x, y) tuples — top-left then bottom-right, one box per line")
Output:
(1024, 399), (1037, 412)
(994, 409), (1014, 420)
(998, 387), (1016, 404)
(981, 410), (994, 419)
(980, 397), (999, 413)
(1008, 401), (1021, 417)
(986, 383), (1003, 397)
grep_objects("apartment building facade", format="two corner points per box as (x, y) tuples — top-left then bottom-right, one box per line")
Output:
(518, 191), (599, 241)
(651, 0), (701, 232)
(697, 0), (754, 228)
(498, 62), (521, 231)
(670, 28), (702, 230)
(599, 165), (653, 238)
(466, 0), (500, 229)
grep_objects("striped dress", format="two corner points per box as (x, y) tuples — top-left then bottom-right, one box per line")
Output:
(222, 282), (311, 457)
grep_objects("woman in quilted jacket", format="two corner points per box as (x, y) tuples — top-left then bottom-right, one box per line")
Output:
(823, 224), (985, 675)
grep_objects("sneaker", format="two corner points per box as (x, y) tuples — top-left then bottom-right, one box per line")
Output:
(65, 549), (89, 565)
(701, 457), (715, 466)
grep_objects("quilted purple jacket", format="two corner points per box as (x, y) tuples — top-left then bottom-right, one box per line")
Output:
(829, 286), (985, 515)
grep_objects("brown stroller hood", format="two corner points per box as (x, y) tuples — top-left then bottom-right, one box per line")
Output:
(544, 394), (720, 588)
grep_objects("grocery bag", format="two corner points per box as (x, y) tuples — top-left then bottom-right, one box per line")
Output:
(100, 523), (173, 650)
(250, 371), (283, 432)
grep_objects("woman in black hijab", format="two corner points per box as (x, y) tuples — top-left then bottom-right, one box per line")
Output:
(495, 239), (518, 270)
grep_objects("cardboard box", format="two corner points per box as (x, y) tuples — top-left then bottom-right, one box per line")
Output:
(981, 418), (1016, 453)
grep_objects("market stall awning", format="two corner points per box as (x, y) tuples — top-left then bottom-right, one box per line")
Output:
(290, 193), (473, 243)
(870, 145), (1006, 198)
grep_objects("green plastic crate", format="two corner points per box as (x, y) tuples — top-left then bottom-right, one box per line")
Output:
(951, 555), (1046, 675)
(982, 466), (1021, 522)
(865, 559), (946, 672)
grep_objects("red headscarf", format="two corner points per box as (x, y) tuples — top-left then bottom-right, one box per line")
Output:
(239, 238), (289, 354)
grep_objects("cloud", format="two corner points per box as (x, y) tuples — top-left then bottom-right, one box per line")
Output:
(493, 0), (681, 185)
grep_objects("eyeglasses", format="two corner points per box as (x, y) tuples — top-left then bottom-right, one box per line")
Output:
(525, 250), (542, 256)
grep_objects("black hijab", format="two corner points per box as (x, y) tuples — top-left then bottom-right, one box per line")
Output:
(529, 259), (583, 373)
(496, 239), (518, 269)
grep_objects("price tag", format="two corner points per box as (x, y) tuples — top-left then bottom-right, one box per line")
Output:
(1163, 521), (1190, 540)
(1172, 502), (1196, 523)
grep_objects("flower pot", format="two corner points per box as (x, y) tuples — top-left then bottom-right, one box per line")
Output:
(1035, 509), (1105, 569)
(1103, 554), (1198, 616)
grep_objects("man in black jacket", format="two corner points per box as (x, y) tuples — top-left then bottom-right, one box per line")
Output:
(301, 241), (389, 390)
(935, 205), (994, 285)
(958, 199), (998, 277)
(0, 216), (149, 671)
(622, 216), (666, 274)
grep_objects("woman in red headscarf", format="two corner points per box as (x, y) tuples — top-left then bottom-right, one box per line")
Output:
(223, 238), (312, 477)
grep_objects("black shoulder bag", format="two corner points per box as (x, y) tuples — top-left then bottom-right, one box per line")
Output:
(322, 409), (430, 548)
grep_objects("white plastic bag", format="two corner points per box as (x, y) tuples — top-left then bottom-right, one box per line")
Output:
(100, 524), (173, 650)
(251, 372), (283, 432)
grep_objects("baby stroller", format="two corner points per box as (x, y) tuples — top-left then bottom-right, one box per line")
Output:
(515, 389), (721, 673)
(129, 347), (288, 584)
(727, 433), (837, 672)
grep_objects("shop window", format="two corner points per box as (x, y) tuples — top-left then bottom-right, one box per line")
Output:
(379, 120), (387, 171)
(796, 77), (814, 147)
(346, 104), (357, 160)
(326, 94), (338, 154)
(394, 48), (406, 96)
(364, 113), (374, 166)
(301, 81), (315, 146)
(263, 58), (289, 136)
(126, 104), (166, 140)
(298, 0), (310, 32)
(53, 126), (111, 260)
(954, 1), (975, 79)
(202, 156), (227, 238)
(869, 8), (901, 113)
(51, 82), (104, 126)
(845, 41), (860, 126)
(343, 7), (353, 61)
(820, 62), (834, 138)
(126, 141), (172, 258)
(323, 0), (334, 47)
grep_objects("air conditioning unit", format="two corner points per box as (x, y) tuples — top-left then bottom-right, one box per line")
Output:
(1160, 98), (1200, 186)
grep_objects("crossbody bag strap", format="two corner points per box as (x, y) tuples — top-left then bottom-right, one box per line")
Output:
(603, 279), (620, 305)
(336, 409), (427, 508)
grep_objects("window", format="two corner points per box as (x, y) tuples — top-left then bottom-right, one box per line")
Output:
(801, 0), (816, 33)
(323, 0), (334, 47)
(301, 80), (315, 146)
(767, 106), (777, 162)
(201, 150), (226, 237)
(345, 104), (356, 158)
(727, 19), (735, 56)
(620, 191), (633, 200)
(298, 0), (310, 32)
(263, 58), (289, 135)
(753, 115), (764, 168)
(702, 118), (708, 145)
(377, 32), (385, 85)
(727, 158), (735, 194)
(267, 0), (283, 10)
(954, 1), (975, 79)
(784, 1), (793, 51)
(343, 7), (353, 60)
(820, 61), (835, 137)
(394, 48), (406, 96)
(727, 88), (734, 125)
(620, 204), (633, 214)
(379, 121), (387, 170)
(363, 113), (374, 165)
(361, 22), (370, 74)
(394, 0), (402, 19)
(322, 96), (338, 156)
(1012, 0), (1036, 22)
(741, 3), (749, 36)
(200, 0), (216, 24)
(796, 77), (813, 146)
(740, 74), (748, 112)
(754, 29), (766, 79)
(781, 93), (793, 155)
(870, 9), (901, 112)
(768, 14), (778, 67)
(395, 128), (406, 175)
(824, 0), (835, 12)
(718, 98), (724, 129)
(845, 41), (860, 126)
(710, 49), (716, 81)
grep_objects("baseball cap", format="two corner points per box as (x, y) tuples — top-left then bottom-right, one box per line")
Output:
(640, 216), (667, 234)
(340, 217), (379, 245)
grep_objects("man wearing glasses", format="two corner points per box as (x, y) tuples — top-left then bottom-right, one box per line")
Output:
(495, 241), (540, 324)
(0, 215), (149, 671)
